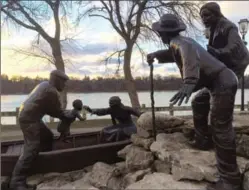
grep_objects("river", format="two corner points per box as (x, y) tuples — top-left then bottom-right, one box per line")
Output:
(1, 89), (249, 124)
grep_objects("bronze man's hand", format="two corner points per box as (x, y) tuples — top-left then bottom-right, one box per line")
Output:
(207, 45), (220, 57)
(170, 83), (196, 106)
(83, 105), (92, 113)
(147, 52), (157, 66)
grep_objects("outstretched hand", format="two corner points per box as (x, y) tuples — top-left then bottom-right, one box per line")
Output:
(83, 105), (92, 113)
(170, 83), (196, 106)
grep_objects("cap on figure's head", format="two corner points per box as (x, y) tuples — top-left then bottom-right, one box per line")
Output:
(49, 70), (69, 92)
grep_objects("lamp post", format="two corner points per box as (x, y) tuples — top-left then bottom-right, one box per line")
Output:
(238, 18), (249, 111)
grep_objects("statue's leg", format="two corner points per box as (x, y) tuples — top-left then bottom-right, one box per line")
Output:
(40, 121), (54, 152)
(9, 122), (40, 190)
(207, 69), (241, 190)
(190, 88), (213, 150)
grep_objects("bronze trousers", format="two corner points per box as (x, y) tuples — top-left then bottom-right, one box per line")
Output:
(10, 120), (53, 187)
(191, 68), (241, 184)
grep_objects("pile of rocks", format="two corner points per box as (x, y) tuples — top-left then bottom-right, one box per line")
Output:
(5, 112), (249, 190)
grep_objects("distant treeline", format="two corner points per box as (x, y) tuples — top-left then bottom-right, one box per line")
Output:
(1, 74), (249, 95)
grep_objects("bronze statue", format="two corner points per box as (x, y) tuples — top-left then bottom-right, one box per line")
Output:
(57, 99), (85, 143)
(9, 70), (70, 190)
(84, 96), (141, 142)
(190, 1), (249, 152)
(147, 14), (241, 190)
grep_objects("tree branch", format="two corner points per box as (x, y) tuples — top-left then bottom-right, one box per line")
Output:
(53, 0), (60, 40)
(114, 0), (126, 34)
(14, 2), (53, 42)
(89, 14), (111, 21)
(1, 8), (37, 30)
(100, 0), (127, 39)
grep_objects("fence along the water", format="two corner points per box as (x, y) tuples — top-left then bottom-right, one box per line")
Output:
(1, 102), (249, 126)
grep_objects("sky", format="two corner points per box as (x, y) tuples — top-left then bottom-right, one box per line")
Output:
(1, 1), (249, 79)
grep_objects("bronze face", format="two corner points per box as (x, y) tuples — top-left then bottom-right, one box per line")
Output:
(200, 8), (217, 28)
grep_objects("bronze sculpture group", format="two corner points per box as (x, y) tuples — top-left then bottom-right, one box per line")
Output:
(9, 2), (249, 190)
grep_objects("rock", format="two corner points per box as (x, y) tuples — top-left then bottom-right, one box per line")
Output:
(118, 144), (133, 159)
(244, 171), (249, 190)
(150, 133), (190, 161)
(137, 112), (185, 138)
(236, 134), (249, 158)
(65, 169), (88, 181)
(113, 162), (129, 176)
(237, 156), (249, 174)
(88, 162), (117, 188)
(125, 173), (207, 190)
(27, 174), (44, 186)
(59, 178), (99, 190)
(107, 176), (124, 190)
(125, 146), (154, 171)
(130, 134), (154, 150)
(170, 149), (218, 182)
(170, 149), (249, 183)
(153, 160), (171, 174)
(43, 172), (61, 180)
(122, 168), (152, 188)
(37, 173), (72, 189)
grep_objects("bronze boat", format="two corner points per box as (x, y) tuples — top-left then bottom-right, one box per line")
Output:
(1, 131), (131, 176)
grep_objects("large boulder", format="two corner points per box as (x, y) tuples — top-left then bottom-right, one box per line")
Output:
(150, 132), (190, 161)
(137, 112), (185, 138)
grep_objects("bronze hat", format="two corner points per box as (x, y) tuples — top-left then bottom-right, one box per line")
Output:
(152, 14), (186, 33)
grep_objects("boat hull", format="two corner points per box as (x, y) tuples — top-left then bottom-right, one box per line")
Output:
(1, 132), (130, 176)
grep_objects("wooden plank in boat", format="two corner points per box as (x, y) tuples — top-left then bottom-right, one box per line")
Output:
(6, 144), (23, 155)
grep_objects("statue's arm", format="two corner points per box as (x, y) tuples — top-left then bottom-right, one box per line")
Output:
(75, 112), (85, 121)
(154, 49), (175, 63)
(92, 108), (111, 116)
(178, 43), (200, 84)
(45, 91), (65, 119)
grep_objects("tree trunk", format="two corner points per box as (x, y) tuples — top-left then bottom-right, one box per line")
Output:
(123, 44), (140, 109)
(50, 39), (67, 109)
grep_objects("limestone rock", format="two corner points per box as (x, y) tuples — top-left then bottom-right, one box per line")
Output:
(170, 149), (218, 182)
(37, 173), (72, 189)
(125, 173), (207, 190)
(130, 134), (154, 150)
(137, 112), (185, 138)
(236, 134), (249, 159)
(150, 132), (190, 161)
(88, 162), (117, 188)
(27, 174), (44, 186)
(125, 146), (154, 171)
(113, 162), (129, 176)
(118, 144), (133, 159)
(153, 160), (171, 174)
(122, 168), (152, 188)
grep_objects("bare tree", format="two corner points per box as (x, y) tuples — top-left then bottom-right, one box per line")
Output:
(76, 0), (203, 109)
(1, 0), (77, 108)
